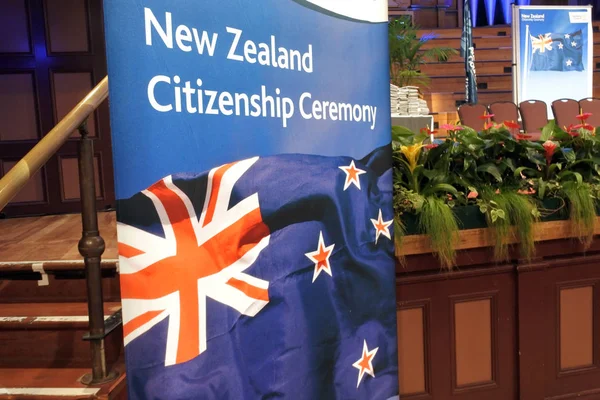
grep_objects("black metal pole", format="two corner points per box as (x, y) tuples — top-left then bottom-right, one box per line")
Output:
(77, 122), (112, 384)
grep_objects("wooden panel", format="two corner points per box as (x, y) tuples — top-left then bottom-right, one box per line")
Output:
(397, 266), (516, 400)
(519, 257), (600, 400)
(1, 161), (45, 204)
(398, 307), (427, 395)
(0, 0), (115, 217)
(59, 156), (101, 200)
(560, 286), (594, 370)
(52, 72), (96, 137)
(0, 0), (30, 53)
(454, 298), (493, 386)
(439, 9), (459, 29)
(412, 9), (439, 29)
(0, 73), (39, 141)
(45, 0), (90, 53)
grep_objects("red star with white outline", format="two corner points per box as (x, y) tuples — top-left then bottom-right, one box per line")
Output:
(339, 160), (366, 191)
(370, 209), (393, 244)
(352, 339), (379, 388)
(304, 231), (335, 283)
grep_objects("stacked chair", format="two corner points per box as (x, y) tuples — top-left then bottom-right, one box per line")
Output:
(457, 98), (600, 139)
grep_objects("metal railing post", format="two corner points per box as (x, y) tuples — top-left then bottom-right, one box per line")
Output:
(77, 121), (117, 385)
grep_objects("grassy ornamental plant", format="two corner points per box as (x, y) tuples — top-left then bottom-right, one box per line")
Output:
(393, 112), (600, 268)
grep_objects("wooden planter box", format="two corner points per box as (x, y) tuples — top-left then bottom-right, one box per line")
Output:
(394, 214), (600, 399)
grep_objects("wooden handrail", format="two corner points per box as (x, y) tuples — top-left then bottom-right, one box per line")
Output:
(0, 76), (108, 211)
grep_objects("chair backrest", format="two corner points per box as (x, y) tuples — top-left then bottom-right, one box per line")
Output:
(551, 98), (580, 129)
(578, 97), (600, 128)
(457, 103), (488, 131)
(489, 101), (520, 127)
(519, 100), (548, 135)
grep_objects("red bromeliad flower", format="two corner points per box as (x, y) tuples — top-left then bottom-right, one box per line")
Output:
(565, 124), (579, 137)
(518, 187), (536, 195)
(503, 120), (520, 130)
(480, 112), (494, 120)
(420, 127), (438, 136)
(573, 123), (594, 132)
(542, 140), (557, 165)
(440, 123), (463, 131)
(515, 133), (533, 140)
(576, 112), (592, 122)
(467, 190), (478, 199)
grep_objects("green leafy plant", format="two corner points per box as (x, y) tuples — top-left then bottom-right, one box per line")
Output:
(392, 110), (600, 267)
(388, 17), (458, 87)
(477, 190), (539, 261)
(393, 129), (461, 268)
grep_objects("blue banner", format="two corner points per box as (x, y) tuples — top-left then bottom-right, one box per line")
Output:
(513, 6), (593, 117)
(102, 1), (399, 399)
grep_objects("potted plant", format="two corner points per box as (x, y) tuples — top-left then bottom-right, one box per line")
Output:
(388, 16), (458, 88)
(393, 112), (600, 268)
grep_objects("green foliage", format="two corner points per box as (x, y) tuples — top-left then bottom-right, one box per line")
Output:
(477, 189), (538, 261)
(503, 191), (539, 261)
(477, 192), (511, 260)
(388, 17), (458, 87)
(392, 116), (600, 267)
(419, 196), (459, 269)
(394, 217), (407, 267)
(562, 182), (596, 247)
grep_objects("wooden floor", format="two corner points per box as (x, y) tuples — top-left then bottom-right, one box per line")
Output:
(0, 211), (117, 262)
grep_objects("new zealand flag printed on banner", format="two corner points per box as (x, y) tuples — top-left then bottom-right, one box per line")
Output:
(530, 29), (584, 71)
(116, 146), (399, 400)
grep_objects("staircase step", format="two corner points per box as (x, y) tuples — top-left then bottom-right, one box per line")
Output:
(0, 268), (121, 303)
(425, 74), (511, 93)
(0, 302), (123, 368)
(424, 47), (513, 63)
(421, 60), (511, 76)
(0, 212), (117, 263)
(418, 26), (511, 39)
(0, 212), (120, 302)
(0, 364), (127, 399)
(421, 35), (512, 50)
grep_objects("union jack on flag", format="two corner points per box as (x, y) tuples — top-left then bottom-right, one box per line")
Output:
(115, 146), (399, 399)
(531, 33), (553, 53)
